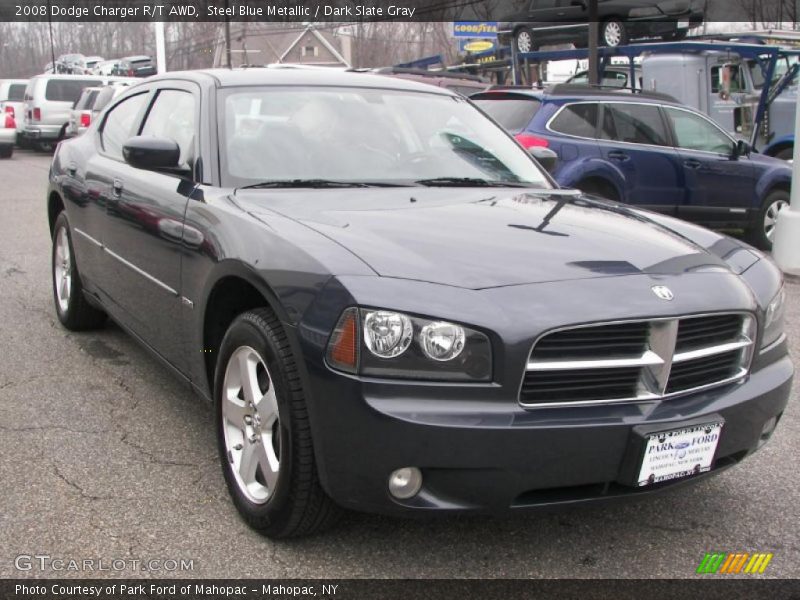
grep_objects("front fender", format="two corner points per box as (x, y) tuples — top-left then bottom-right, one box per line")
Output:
(754, 167), (792, 203)
(762, 134), (794, 157)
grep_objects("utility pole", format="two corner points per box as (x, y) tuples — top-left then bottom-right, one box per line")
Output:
(224, 0), (232, 69)
(155, 22), (166, 74)
(588, 0), (599, 85)
(46, 0), (56, 71)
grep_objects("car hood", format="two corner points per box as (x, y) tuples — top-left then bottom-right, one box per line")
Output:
(236, 188), (733, 290)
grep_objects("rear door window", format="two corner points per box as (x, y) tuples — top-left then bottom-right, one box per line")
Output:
(600, 103), (669, 146)
(549, 103), (599, 138)
(472, 95), (541, 132)
(45, 79), (102, 102)
(75, 90), (98, 110)
(8, 84), (25, 101)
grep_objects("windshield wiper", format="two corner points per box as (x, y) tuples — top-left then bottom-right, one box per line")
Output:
(239, 179), (399, 190)
(414, 177), (533, 188)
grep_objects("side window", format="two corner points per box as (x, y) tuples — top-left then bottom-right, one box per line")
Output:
(711, 65), (744, 94)
(601, 103), (669, 146)
(529, 0), (557, 10)
(100, 93), (148, 161)
(549, 103), (598, 138)
(140, 89), (197, 167)
(665, 107), (734, 154)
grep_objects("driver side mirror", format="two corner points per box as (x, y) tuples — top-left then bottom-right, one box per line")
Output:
(732, 139), (751, 159)
(529, 146), (559, 173)
(123, 136), (181, 171)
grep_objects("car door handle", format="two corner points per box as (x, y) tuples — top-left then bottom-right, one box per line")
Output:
(112, 178), (124, 198)
(684, 159), (702, 169)
(608, 151), (629, 161)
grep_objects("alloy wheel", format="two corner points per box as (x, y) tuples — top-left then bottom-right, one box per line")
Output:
(54, 227), (72, 314)
(517, 30), (533, 53)
(764, 199), (789, 241)
(222, 346), (281, 504)
(603, 22), (623, 46)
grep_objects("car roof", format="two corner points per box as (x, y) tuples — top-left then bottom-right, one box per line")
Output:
(123, 56), (152, 62)
(473, 85), (680, 106)
(143, 67), (461, 96)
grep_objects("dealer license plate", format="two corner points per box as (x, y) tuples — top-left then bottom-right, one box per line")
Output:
(637, 423), (722, 487)
(678, 19), (690, 29)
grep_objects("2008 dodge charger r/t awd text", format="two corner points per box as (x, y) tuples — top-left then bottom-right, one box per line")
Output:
(47, 68), (793, 538)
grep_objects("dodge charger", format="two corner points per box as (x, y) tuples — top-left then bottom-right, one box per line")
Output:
(47, 68), (793, 538)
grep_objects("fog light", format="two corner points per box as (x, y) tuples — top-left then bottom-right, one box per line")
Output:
(388, 467), (422, 500)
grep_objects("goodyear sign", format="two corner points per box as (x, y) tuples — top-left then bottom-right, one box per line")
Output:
(458, 39), (497, 54)
(453, 21), (498, 39)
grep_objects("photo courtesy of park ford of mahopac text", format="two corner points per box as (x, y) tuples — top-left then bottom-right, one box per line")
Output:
(0, 0), (799, 598)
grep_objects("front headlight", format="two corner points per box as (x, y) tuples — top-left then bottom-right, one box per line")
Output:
(629, 6), (661, 16)
(326, 307), (492, 381)
(762, 285), (786, 348)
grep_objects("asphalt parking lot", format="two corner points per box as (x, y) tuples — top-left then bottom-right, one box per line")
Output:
(0, 149), (797, 579)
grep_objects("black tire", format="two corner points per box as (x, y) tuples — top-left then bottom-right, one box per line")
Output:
(662, 29), (688, 41)
(214, 308), (341, 539)
(515, 27), (536, 53)
(577, 179), (620, 202)
(774, 146), (794, 161)
(51, 212), (107, 330)
(601, 19), (628, 47)
(0, 145), (12, 159)
(748, 189), (790, 251)
(35, 140), (55, 153)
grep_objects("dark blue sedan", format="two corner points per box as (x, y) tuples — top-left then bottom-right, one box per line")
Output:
(472, 86), (792, 250)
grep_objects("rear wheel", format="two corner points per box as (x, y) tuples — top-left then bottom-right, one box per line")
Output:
(601, 20), (628, 47)
(577, 179), (620, 202)
(749, 190), (790, 251)
(51, 212), (106, 330)
(215, 308), (341, 538)
(35, 140), (55, 153)
(0, 145), (12, 159)
(515, 27), (536, 53)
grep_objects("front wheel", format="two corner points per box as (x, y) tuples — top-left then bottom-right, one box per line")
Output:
(749, 190), (790, 251)
(215, 309), (341, 538)
(774, 146), (794, 161)
(601, 20), (628, 47)
(0, 145), (12, 159)
(51, 212), (106, 330)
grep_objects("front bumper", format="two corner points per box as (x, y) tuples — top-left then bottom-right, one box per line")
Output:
(305, 345), (792, 516)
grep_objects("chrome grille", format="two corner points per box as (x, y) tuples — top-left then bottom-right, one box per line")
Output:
(520, 313), (755, 408)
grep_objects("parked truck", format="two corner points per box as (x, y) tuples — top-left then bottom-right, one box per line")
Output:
(641, 48), (798, 159)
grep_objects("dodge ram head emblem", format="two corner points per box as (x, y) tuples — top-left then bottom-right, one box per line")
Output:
(651, 286), (674, 301)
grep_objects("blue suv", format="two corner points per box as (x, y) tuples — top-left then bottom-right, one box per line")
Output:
(471, 86), (792, 250)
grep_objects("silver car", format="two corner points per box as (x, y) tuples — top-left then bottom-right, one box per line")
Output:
(21, 74), (129, 151)
(66, 82), (133, 138)
(0, 79), (28, 143)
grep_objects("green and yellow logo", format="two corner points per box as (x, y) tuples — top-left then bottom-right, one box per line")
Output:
(697, 552), (773, 574)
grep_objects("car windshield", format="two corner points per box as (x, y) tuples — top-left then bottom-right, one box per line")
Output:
(748, 56), (798, 90)
(220, 86), (551, 188)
